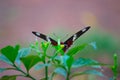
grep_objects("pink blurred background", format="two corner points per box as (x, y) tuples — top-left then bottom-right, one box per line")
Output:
(0, 0), (120, 48)
(0, 0), (120, 80)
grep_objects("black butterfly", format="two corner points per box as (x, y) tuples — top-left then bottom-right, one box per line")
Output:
(32, 26), (90, 52)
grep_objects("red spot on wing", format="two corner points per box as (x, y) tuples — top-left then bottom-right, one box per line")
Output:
(51, 41), (57, 46)
(66, 40), (73, 47)
(62, 40), (73, 52)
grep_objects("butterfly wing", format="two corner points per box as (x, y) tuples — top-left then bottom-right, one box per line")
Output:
(63, 26), (91, 51)
(32, 31), (58, 46)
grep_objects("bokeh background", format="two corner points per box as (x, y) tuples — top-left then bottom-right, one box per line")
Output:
(0, 0), (120, 80)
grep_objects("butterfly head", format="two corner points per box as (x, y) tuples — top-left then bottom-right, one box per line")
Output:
(60, 42), (65, 47)
(60, 42), (64, 44)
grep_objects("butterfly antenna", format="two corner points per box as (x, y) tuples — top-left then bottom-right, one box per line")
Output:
(52, 33), (68, 41)
(53, 33), (59, 39)
(61, 34), (69, 41)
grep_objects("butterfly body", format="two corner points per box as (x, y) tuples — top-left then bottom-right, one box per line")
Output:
(32, 26), (90, 52)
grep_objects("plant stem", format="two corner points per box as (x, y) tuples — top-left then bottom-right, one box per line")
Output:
(67, 73), (70, 80)
(43, 60), (48, 80)
(45, 64), (48, 80)
(113, 54), (118, 80)
(66, 70), (70, 80)
(43, 48), (48, 80)
(13, 64), (36, 80)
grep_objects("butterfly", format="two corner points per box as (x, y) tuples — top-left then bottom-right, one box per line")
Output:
(32, 26), (90, 52)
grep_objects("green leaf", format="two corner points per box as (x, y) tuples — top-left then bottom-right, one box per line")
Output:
(40, 77), (52, 80)
(0, 68), (6, 73)
(111, 53), (118, 80)
(53, 55), (74, 69)
(83, 70), (104, 76)
(0, 45), (20, 63)
(54, 67), (67, 78)
(52, 56), (61, 64)
(16, 48), (31, 66)
(41, 42), (50, 52)
(48, 72), (56, 80)
(71, 70), (104, 78)
(0, 75), (16, 80)
(34, 63), (51, 70)
(53, 55), (74, 71)
(30, 41), (41, 54)
(18, 48), (31, 57)
(40, 77), (47, 80)
(53, 46), (64, 55)
(89, 41), (97, 50)
(61, 55), (69, 66)
(20, 55), (41, 72)
(0, 54), (13, 65)
(66, 56), (74, 70)
(66, 44), (87, 56)
(72, 58), (101, 68)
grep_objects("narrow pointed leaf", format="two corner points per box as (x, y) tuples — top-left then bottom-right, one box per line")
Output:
(20, 55), (41, 72)
(72, 58), (101, 68)
(54, 67), (67, 78)
(48, 72), (56, 80)
(71, 70), (104, 78)
(61, 55), (69, 66)
(83, 70), (104, 76)
(66, 56), (74, 70)
(0, 75), (16, 80)
(66, 44), (87, 56)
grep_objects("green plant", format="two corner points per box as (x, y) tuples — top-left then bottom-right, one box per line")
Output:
(0, 40), (118, 80)
(110, 53), (118, 80)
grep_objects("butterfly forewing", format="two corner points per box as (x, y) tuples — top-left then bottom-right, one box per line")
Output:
(63, 26), (90, 51)
(32, 31), (57, 45)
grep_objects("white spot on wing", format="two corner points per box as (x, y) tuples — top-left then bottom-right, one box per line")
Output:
(36, 32), (40, 36)
(82, 28), (86, 32)
(46, 36), (51, 43)
(73, 34), (77, 41)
